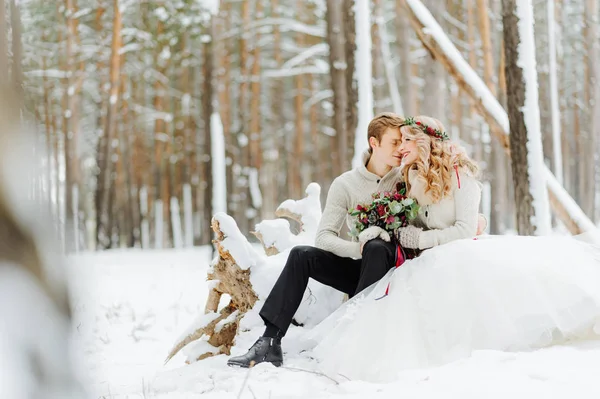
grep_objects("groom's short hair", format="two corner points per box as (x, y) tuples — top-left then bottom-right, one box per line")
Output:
(368, 112), (405, 153)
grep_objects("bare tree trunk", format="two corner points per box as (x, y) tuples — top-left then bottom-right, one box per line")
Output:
(202, 21), (215, 245)
(371, 0), (386, 114)
(502, 0), (551, 235)
(326, 0), (347, 177)
(477, 0), (504, 233)
(96, 0), (122, 248)
(583, 0), (597, 218)
(421, 0), (445, 117)
(0, 0), (7, 84)
(153, 5), (171, 248)
(589, 0), (600, 221)
(344, 0), (358, 165)
(395, 0), (415, 116)
(119, 58), (135, 247)
(217, 3), (232, 215)
(270, 0), (284, 212)
(248, 0), (263, 225)
(236, 0), (250, 234)
(9, 0), (23, 100)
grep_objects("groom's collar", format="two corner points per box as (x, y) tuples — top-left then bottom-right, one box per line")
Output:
(357, 150), (401, 182)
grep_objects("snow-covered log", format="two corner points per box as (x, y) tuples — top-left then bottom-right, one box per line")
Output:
(401, 0), (596, 235)
(165, 183), (345, 364)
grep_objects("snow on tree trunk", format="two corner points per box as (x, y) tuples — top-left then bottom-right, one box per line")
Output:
(547, 0), (562, 186)
(501, 0), (551, 236)
(170, 196), (183, 249)
(402, 0), (596, 235)
(183, 184), (193, 247)
(165, 183), (344, 364)
(352, 0), (374, 168)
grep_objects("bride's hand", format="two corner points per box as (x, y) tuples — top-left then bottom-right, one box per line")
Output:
(476, 214), (488, 235)
(395, 225), (423, 249)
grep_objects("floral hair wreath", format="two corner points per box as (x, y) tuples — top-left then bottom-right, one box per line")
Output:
(400, 117), (450, 141)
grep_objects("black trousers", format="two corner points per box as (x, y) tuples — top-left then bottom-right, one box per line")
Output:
(259, 239), (396, 335)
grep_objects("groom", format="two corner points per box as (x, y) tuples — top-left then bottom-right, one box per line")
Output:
(227, 113), (406, 368)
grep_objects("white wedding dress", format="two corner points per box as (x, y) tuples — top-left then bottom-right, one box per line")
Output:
(304, 235), (600, 382)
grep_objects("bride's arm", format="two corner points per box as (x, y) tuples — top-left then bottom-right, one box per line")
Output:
(417, 174), (481, 249)
(314, 178), (362, 259)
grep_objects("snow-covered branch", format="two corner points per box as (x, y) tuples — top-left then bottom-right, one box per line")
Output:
(402, 0), (596, 235)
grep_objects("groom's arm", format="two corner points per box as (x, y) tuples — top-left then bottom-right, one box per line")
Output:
(314, 178), (362, 259)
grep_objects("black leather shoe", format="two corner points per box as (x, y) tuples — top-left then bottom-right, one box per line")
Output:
(227, 337), (283, 368)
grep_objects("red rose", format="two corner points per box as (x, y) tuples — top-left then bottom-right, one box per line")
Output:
(416, 121), (421, 125)
(377, 204), (386, 216)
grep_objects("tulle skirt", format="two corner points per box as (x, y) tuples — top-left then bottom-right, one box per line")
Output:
(304, 235), (600, 382)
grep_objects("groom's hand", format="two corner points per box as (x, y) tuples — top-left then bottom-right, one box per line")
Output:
(358, 226), (390, 254)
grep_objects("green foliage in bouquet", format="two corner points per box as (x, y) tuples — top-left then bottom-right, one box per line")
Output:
(348, 182), (420, 239)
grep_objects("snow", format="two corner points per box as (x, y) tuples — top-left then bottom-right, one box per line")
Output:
(66, 242), (600, 398)
(211, 112), (227, 215)
(352, 0), (374, 168)
(276, 183), (321, 232)
(515, 0), (552, 235)
(174, 311), (221, 345)
(213, 212), (262, 270)
(545, 168), (599, 242)
(170, 197), (184, 249)
(248, 167), (263, 209)
(183, 184), (194, 247)
(254, 219), (301, 251)
(214, 310), (239, 333)
(282, 43), (329, 70)
(202, 0), (220, 16)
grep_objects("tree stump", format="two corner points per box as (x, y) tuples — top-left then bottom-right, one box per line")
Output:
(165, 183), (345, 364)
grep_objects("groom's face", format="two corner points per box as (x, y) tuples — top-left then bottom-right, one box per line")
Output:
(371, 127), (403, 168)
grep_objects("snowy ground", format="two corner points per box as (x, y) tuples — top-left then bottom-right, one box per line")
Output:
(68, 246), (600, 399)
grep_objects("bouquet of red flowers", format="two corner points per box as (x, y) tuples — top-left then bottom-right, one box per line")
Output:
(348, 182), (420, 240)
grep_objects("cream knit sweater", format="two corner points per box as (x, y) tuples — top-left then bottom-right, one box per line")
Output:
(406, 167), (482, 250)
(315, 151), (402, 259)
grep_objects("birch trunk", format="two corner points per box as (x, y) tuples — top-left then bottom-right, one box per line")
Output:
(501, 0), (551, 235)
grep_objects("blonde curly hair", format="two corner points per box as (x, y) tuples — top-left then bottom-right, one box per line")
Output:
(400, 116), (478, 203)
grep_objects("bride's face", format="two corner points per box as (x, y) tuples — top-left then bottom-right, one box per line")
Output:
(399, 132), (418, 166)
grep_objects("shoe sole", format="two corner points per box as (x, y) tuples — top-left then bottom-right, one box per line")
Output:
(227, 360), (282, 368)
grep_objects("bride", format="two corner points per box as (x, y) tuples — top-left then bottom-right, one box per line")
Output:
(305, 116), (600, 383)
